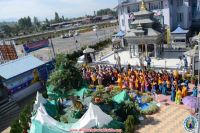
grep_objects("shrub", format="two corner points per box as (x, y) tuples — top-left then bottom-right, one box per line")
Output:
(141, 96), (153, 103)
(124, 115), (135, 133)
(10, 120), (23, 133)
(60, 115), (68, 123)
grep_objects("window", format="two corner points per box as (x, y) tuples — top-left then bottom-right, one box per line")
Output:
(177, 13), (183, 23)
(127, 6), (131, 13)
(177, 0), (183, 7)
(122, 19), (125, 26)
(170, 0), (173, 5)
(149, 1), (164, 10)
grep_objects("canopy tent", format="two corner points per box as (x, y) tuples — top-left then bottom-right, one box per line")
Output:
(74, 87), (89, 99)
(71, 103), (113, 129)
(113, 31), (125, 37)
(171, 26), (189, 34)
(30, 104), (73, 133)
(33, 92), (47, 111)
(112, 90), (130, 104)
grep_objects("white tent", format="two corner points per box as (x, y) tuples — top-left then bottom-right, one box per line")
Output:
(72, 103), (113, 129)
(33, 92), (47, 111)
(30, 104), (72, 133)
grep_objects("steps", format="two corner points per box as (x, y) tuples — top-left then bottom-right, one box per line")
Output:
(0, 99), (20, 132)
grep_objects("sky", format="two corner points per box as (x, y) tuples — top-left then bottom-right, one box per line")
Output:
(0, 0), (118, 22)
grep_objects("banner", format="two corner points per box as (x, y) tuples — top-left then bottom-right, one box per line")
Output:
(23, 39), (49, 53)
(0, 44), (18, 61)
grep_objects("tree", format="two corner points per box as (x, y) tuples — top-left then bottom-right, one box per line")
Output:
(33, 16), (40, 27)
(10, 120), (23, 133)
(124, 115), (135, 133)
(97, 8), (116, 16)
(54, 12), (60, 23)
(62, 15), (65, 21)
(47, 54), (84, 97)
(45, 18), (50, 26)
(1, 25), (12, 36)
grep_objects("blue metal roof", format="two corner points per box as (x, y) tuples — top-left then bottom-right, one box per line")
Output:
(113, 31), (125, 37)
(171, 26), (189, 34)
(0, 55), (45, 80)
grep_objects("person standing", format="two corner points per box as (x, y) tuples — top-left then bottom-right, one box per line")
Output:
(170, 85), (176, 101)
(175, 88), (182, 104)
(162, 80), (167, 95)
(145, 56), (151, 68)
(192, 84), (198, 97)
(181, 83), (188, 98)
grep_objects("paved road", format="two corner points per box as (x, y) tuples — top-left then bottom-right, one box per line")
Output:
(16, 26), (118, 61)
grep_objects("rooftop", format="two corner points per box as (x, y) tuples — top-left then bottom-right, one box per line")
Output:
(0, 55), (45, 80)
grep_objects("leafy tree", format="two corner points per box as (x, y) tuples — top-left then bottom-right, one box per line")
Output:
(1, 25), (12, 36)
(97, 8), (116, 16)
(45, 18), (50, 26)
(124, 115), (135, 133)
(10, 120), (23, 133)
(54, 12), (60, 23)
(48, 55), (84, 97)
(62, 15), (65, 21)
(33, 16), (40, 27)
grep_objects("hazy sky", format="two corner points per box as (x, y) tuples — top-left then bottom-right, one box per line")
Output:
(0, 0), (118, 22)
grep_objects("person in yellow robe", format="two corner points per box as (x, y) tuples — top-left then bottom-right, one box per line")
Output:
(175, 88), (182, 104)
(117, 74), (123, 89)
(182, 84), (188, 98)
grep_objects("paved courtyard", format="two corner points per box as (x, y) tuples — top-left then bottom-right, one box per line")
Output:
(136, 104), (190, 133)
(101, 50), (191, 69)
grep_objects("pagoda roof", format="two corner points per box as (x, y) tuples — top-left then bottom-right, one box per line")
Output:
(134, 10), (153, 16)
(131, 18), (154, 25)
(171, 26), (189, 34)
(146, 28), (161, 36)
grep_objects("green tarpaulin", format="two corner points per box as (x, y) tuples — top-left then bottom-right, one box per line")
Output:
(112, 90), (130, 104)
(74, 87), (88, 98)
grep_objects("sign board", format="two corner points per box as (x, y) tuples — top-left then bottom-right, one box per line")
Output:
(0, 44), (18, 61)
(23, 39), (49, 53)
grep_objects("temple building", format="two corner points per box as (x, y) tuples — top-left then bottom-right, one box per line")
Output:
(125, 0), (162, 58)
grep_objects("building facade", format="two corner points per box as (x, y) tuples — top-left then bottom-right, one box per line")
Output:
(125, 0), (162, 58)
(117, 0), (200, 32)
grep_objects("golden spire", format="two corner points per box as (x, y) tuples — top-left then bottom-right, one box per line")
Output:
(140, 0), (146, 11)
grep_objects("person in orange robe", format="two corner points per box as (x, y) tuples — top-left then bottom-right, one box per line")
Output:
(129, 76), (134, 90)
(117, 74), (123, 89)
(182, 84), (188, 98)
(135, 78), (139, 90)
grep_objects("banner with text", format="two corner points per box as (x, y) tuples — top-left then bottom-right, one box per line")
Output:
(23, 39), (49, 53)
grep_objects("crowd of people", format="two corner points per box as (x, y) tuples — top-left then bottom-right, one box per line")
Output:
(81, 64), (199, 105)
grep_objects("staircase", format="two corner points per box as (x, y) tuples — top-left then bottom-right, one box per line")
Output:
(0, 98), (20, 132)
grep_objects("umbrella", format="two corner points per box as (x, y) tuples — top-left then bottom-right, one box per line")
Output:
(182, 96), (199, 109)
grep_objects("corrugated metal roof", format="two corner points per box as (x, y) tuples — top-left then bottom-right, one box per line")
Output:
(0, 55), (45, 79)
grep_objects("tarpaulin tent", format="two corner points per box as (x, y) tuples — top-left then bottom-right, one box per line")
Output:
(74, 87), (89, 99)
(112, 90), (130, 104)
(29, 104), (73, 133)
(71, 103), (113, 129)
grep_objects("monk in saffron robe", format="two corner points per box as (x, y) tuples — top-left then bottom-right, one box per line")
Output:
(175, 88), (182, 104)
(181, 84), (188, 98)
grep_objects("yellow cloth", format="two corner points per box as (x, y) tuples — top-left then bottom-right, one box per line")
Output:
(182, 87), (188, 97)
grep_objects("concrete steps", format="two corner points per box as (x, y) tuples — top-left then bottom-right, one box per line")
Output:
(0, 99), (20, 132)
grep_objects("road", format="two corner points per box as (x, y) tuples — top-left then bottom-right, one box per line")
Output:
(15, 26), (118, 61)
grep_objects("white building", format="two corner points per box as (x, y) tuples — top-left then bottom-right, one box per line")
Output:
(117, 0), (200, 32)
